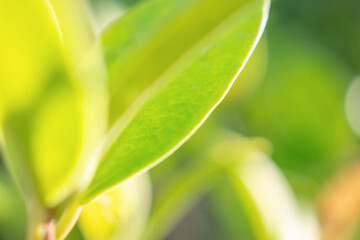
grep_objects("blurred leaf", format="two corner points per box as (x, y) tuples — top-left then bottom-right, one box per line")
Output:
(82, 0), (270, 203)
(0, 170), (26, 240)
(228, 149), (320, 240)
(205, 133), (319, 240)
(49, 0), (95, 64)
(142, 132), (316, 240)
(0, 0), (76, 206)
(79, 173), (151, 240)
(141, 132), (270, 240)
(142, 160), (222, 240)
(66, 225), (85, 240)
(237, 27), (357, 199)
(209, 175), (257, 240)
(87, 0), (129, 33)
(0, 0), (107, 207)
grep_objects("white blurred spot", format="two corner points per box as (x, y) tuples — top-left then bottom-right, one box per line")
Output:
(345, 77), (360, 137)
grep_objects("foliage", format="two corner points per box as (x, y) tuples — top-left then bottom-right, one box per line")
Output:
(0, 0), (270, 239)
(1, 0), (359, 239)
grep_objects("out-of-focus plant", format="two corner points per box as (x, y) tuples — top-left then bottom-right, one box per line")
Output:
(319, 161), (360, 240)
(272, 0), (360, 73)
(0, 170), (26, 239)
(142, 132), (320, 240)
(79, 173), (152, 240)
(0, 0), (270, 239)
(234, 27), (357, 200)
(140, 19), (359, 239)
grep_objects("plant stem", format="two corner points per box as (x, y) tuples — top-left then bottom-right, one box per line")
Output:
(44, 219), (56, 240)
(56, 200), (83, 240)
(26, 198), (55, 240)
(26, 195), (83, 240)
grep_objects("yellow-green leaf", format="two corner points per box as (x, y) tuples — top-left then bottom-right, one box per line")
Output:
(0, 0), (107, 207)
(82, 0), (270, 203)
(79, 173), (151, 240)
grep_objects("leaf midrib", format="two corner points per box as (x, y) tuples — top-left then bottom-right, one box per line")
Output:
(103, 0), (261, 155)
(82, 0), (268, 203)
(105, 0), (258, 124)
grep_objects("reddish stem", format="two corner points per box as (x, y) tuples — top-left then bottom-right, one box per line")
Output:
(44, 219), (56, 240)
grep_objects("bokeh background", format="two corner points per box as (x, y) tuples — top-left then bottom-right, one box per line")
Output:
(1, 0), (360, 239)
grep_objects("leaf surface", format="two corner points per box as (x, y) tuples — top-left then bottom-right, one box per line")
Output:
(0, 0), (106, 206)
(82, 0), (270, 202)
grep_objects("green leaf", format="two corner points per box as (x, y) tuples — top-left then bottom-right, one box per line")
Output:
(82, 0), (270, 203)
(0, 0), (107, 207)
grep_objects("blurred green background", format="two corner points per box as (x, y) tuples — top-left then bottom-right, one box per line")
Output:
(1, 0), (360, 239)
